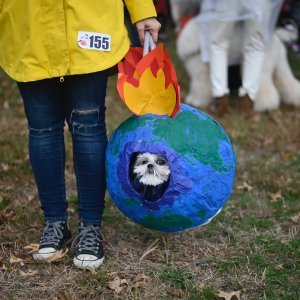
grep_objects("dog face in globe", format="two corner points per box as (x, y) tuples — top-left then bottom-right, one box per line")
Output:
(130, 152), (170, 202)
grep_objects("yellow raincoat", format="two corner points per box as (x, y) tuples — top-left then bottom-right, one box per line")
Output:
(0, 0), (156, 82)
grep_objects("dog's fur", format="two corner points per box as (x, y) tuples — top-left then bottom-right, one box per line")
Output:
(130, 152), (170, 201)
(177, 17), (300, 111)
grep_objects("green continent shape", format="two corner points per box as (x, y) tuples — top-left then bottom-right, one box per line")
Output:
(198, 209), (206, 220)
(112, 116), (152, 155)
(124, 198), (139, 206)
(140, 212), (193, 231)
(152, 110), (229, 172)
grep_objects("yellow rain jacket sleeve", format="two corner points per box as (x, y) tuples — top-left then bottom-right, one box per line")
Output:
(0, 0), (157, 82)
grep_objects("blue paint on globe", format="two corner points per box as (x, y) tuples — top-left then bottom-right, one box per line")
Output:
(106, 104), (236, 232)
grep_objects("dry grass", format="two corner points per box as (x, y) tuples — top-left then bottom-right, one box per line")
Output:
(0, 36), (299, 299)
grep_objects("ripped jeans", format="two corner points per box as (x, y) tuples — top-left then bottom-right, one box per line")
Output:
(17, 71), (108, 225)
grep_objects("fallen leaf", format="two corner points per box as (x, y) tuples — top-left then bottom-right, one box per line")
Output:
(46, 249), (68, 263)
(281, 151), (294, 161)
(3, 100), (10, 109)
(104, 227), (116, 240)
(119, 247), (128, 254)
(108, 277), (128, 294)
(280, 238), (290, 245)
(169, 288), (183, 297)
(132, 281), (143, 288)
(1, 163), (9, 171)
(3, 210), (14, 219)
(67, 207), (76, 214)
(26, 194), (35, 202)
(0, 262), (8, 270)
(269, 192), (283, 203)
(217, 290), (241, 300)
(4, 184), (15, 191)
(134, 273), (151, 283)
(252, 113), (261, 123)
(24, 244), (40, 253)
(56, 291), (72, 300)
(237, 181), (253, 192)
(290, 212), (300, 224)
(20, 270), (38, 277)
(274, 264), (283, 270)
(263, 136), (274, 146)
(87, 267), (97, 274)
(109, 281), (123, 293)
(24, 256), (35, 264)
(9, 255), (23, 264)
(132, 273), (151, 288)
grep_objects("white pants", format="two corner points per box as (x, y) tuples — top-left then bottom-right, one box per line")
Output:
(210, 19), (266, 100)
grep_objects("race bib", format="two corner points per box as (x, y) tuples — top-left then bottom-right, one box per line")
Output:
(78, 31), (111, 51)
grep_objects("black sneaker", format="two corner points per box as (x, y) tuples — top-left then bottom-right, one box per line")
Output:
(72, 222), (104, 269)
(33, 220), (72, 262)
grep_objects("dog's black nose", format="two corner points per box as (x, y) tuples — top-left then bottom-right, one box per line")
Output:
(147, 164), (153, 169)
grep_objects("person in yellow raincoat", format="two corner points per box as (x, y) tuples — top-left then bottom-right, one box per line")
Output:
(0, 0), (160, 269)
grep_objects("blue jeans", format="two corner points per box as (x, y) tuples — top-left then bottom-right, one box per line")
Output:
(17, 71), (108, 225)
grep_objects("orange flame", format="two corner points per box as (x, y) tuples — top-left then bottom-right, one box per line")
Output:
(117, 45), (180, 117)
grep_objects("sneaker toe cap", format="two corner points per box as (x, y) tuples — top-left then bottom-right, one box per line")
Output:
(73, 254), (104, 269)
(76, 254), (98, 262)
(33, 247), (56, 261)
(39, 247), (56, 254)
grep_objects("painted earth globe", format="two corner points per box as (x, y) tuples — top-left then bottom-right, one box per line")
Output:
(106, 104), (236, 232)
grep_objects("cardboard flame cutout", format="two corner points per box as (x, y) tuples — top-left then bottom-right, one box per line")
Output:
(117, 45), (180, 117)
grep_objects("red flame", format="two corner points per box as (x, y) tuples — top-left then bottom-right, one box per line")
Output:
(117, 45), (180, 117)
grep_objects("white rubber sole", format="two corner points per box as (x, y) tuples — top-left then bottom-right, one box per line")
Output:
(33, 248), (57, 262)
(73, 256), (105, 269)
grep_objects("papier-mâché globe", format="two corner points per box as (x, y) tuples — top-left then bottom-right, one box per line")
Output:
(106, 104), (236, 232)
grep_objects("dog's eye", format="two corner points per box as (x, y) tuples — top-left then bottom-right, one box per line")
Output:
(141, 160), (148, 165)
(157, 160), (166, 165)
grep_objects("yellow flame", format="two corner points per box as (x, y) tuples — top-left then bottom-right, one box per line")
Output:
(123, 68), (176, 116)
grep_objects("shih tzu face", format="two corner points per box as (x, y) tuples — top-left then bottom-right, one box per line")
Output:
(132, 152), (170, 186)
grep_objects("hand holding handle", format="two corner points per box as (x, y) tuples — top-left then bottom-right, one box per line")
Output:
(143, 31), (157, 56)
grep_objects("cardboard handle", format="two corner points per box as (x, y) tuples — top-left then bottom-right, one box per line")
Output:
(143, 31), (156, 56)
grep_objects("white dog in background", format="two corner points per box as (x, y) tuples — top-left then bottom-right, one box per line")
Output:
(176, 17), (300, 112)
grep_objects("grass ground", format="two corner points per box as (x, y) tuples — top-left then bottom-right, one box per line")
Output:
(0, 35), (299, 299)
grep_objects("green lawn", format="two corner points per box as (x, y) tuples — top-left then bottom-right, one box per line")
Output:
(0, 36), (299, 299)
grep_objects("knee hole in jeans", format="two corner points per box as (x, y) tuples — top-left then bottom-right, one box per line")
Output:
(69, 107), (105, 136)
(28, 124), (64, 138)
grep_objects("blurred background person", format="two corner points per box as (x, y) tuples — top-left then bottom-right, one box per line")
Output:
(197, 0), (283, 117)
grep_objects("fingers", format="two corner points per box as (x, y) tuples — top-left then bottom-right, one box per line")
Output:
(136, 18), (161, 46)
(148, 28), (159, 44)
(136, 26), (146, 46)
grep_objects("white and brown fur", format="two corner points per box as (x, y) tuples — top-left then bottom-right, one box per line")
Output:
(130, 152), (170, 201)
(176, 17), (300, 112)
